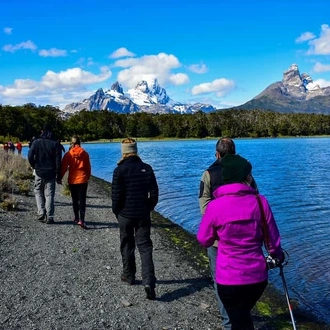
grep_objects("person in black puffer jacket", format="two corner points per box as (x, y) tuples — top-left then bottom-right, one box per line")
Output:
(111, 138), (159, 300)
(28, 124), (62, 224)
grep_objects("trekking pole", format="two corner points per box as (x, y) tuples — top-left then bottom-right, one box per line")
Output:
(279, 263), (297, 330)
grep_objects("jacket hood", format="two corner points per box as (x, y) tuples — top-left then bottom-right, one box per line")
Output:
(213, 182), (257, 199)
(70, 145), (85, 159)
(208, 158), (222, 169)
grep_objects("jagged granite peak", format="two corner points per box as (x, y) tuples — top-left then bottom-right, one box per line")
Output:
(110, 81), (124, 94)
(235, 64), (330, 114)
(301, 73), (313, 87)
(63, 79), (214, 114)
(135, 80), (149, 93)
(126, 79), (170, 106)
(283, 64), (302, 87)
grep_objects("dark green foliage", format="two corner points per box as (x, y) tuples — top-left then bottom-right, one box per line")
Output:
(2, 104), (330, 141)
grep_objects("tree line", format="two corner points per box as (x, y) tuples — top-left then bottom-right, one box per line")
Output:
(1, 103), (330, 143)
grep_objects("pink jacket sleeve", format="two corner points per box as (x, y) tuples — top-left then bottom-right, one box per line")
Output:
(260, 195), (283, 260)
(197, 203), (217, 247)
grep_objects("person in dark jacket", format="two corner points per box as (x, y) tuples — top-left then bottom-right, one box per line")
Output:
(28, 124), (62, 224)
(198, 138), (257, 330)
(111, 138), (159, 300)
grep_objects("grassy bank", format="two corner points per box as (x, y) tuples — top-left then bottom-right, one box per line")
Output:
(0, 150), (33, 210)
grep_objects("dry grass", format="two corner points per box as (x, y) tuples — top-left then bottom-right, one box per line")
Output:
(0, 149), (33, 210)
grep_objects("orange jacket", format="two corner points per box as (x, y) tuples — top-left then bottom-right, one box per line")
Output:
(61, 145), (91, 184)
(16, 142), (22, 151)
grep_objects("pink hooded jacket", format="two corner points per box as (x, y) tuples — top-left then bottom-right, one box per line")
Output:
(197, 183), (282, 285)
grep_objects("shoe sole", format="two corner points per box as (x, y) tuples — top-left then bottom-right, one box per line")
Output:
(145, 285), (156, 300)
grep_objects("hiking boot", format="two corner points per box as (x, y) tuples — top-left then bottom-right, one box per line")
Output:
(46, 217), (54, 224)
(37, 213), (46, 222)
(121, 274), (135, 285)
(78, 220), (87, 229)
(145, 285), (156, 300)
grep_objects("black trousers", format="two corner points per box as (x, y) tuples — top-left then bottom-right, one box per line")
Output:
(69, 183), (88, 222)
(217, 281), (268, 330)
(117, 214), (156, 287)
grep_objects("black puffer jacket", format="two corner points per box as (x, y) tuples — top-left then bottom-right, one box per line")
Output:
(28, 131), (62, 180)
(111, 156), (159, 219)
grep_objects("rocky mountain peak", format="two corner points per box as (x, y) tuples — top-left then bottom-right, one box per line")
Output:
(237, 63), (330, 114)
(283, 64), (303, 87)
(94, 88), (105, 97)
(301, 73), (313, 87)
(110, 81), (123, 94)
(135, 80), (149, 93)
(63, 79), (214, 114)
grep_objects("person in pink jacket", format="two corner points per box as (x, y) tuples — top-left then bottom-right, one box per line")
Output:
(197, 154), (283, 330)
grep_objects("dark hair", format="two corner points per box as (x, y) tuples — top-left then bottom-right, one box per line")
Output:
(216, 138), (236, 157)
(43, 123), (52, 131)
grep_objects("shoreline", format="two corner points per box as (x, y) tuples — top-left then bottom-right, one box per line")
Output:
(0, 175), (329, 329)
(91, 176), (329, 329)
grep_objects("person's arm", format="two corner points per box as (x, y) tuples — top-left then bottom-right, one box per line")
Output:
(87, 154), (92, 180)
(148, 169), (159, 210)
(260, 195), (283, 260)
(197, 202), (217, 248)
(28, 143), (36, 168)
(111, 167), (124, 217)
(85, 152), (91, 180)
(199, 170), (211, 215)
(60, 152), (69, 180)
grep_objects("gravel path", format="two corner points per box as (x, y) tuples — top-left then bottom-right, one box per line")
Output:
(0, 177), (222, 330)
(1, 176), (329, 330)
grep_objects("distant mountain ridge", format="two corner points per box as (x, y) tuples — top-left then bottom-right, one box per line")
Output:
(63, 79), (216, 114)
(235, 64), (330, 114)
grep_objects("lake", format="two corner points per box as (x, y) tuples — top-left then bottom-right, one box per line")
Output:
(23, 138), (330, 323)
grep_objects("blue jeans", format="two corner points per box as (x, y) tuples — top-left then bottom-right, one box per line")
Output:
(34, 174), (56, 219)
(207, 245), (231, 330)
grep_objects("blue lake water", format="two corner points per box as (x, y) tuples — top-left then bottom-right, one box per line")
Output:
(23, 138), (330, 323)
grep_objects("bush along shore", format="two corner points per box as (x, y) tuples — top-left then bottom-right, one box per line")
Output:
(1, 167), (329, 329)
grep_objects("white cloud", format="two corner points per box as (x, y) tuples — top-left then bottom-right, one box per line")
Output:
(313, 62), (330, 73)
(41, 66), (111, 89)
(306, 24), (330, 55)
(2, 40), (37, 53)
(115, 52), (187, 88)
(3, 27), (13, 35)
(295, 31), (315, 43)
(169, 73), (189, 85)
(109, 47), (135, 59)
(191, 78), (235, 97)
(0, 67), (112, 108)
(188, 63), (208, 74)
(38, 48), (68, 57)
(313, 78), (330, 88)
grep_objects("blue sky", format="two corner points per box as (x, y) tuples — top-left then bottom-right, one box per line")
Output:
(1, 0), (330, 110)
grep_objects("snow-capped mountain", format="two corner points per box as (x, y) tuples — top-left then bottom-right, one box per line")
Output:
(63, 79), (216, 114)
(235, 64), (330, 113)
(126, 80), (170, 105)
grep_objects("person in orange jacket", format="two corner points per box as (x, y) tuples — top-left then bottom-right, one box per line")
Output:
(60, 135), (91, 229)
(16, 141), (23, 155)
